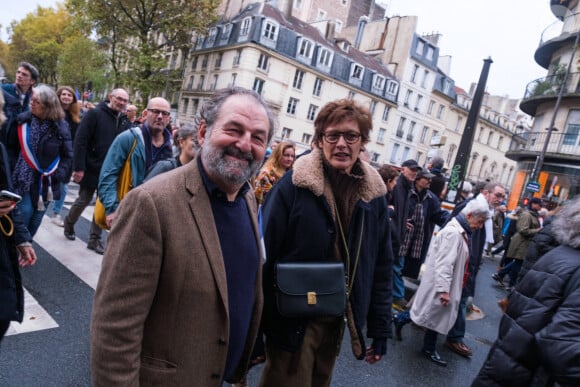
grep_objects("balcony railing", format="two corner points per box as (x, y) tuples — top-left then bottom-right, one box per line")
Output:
(523, 71), (580, 100)
(539, 12), (578, 46)
(508, 130), (580, 158)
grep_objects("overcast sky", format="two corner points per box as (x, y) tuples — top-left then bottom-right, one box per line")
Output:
(3, 0), (562, 98)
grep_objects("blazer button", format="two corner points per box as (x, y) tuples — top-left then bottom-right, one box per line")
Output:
(218, 338), (227, 345)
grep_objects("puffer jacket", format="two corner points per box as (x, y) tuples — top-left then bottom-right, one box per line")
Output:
(260, 148), (393, 357)
(472, 245), (580, 386)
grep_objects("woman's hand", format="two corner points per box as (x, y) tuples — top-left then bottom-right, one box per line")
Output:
(439, 292), (450, 306)
(0, 200), (16, 216)
(17, 245), (37, 267)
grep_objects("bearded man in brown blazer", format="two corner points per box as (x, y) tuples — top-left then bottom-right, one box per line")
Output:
(90, 87), (275, 386)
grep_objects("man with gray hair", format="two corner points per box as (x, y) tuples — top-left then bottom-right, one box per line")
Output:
(427, 156), (447, 200)
(91, 87), (273, 385)
(64, 88), (131, 254)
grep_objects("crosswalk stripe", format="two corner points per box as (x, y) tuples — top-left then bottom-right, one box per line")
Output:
(6, 186), (104, 336)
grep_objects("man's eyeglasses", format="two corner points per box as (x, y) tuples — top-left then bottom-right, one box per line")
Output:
(322, 131), (361, 144)
(112, 95), (129, 103)
(493, 192), (506, 199)
(147, 108), (171, 117)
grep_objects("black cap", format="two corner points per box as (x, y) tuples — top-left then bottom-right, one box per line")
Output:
(401, 159), (421, 170)
(416, 170), (435, 180)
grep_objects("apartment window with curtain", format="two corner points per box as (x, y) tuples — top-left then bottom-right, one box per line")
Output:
(287, 97), (299, 115)
(293, 69), (305, 89)
(253, 78), (264, 95)
(307, 104), (318, 121)
(313, 77), (323, 96)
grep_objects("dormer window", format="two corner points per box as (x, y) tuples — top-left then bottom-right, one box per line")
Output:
(240, 18), (251, 36)
(318, 47), (333, 68)
(350, 63), (364, 80)
(297, 38), (314, 59)
(263, 20), (278, 41)
(207, 27), (217, 44)
(373, 74), (385, 90)
(221, 23), (232, 41)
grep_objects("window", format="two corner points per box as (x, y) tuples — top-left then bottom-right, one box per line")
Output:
(404, 90), (413, 107)
(446, 145), (456, 166)
(221, 23), (232, 41)
(455, 117), (463, 132)
(195, 36), (204, 49)
(207, 28), (218, 44)
(497, 136), (504, 150)
(201, 55), (208, 69)
(313, 77), (323, 97)
(317, 9), (327, 20)
(426, 46), (434, 60)
(318, 48), (332, 68)
(401, 147), (410, 161)
(187, 76), (194, 90)
(486, 131), (493, 145)
(253, 78), (264, 95)
(421, 70), (429, 88)
(416, 152), (423, 165)
(386, 80), (399, 95)
(382, 106), (390, 122)
(396, 117), (406, 138)
(373, 74), (385, 90)
(443, 79), (452, 94)
(287, 97), (299, 115)
(437, 105), (445, 119)
(420, 126), (428, 143)
(230, 73), (237, 87)
(298, 38), (314, 58)
(210, 75), (218, 91)
(335, 20), (343, 33)
(371, 152), (380, 163)
(263, 21), (278, 40)
(281, 127), (293, 139)
(197, 75), (205, 90)
(369, 101), (377, 115)
(377, 128), (386, 143)
(407, 121), (416, 142)
(563, 123), (580, 145)
(302, 133), (312, 144)
(240, 18), (251, 36)
(293, 69), (305, 89)
(214, 53), (222, 69)
(351, 64), (364, 80)
(307, 104), (318, 121)
(233, 49), (242, 66)
(428, 100), (435, 115)
(182, 99), (189, 116)
(294, 0), (302, 9)
(191, 56), (198, 70)
(416, 40), (424, 55)
(257, 53), (269, 71)
(415, 95), (423, 112)
(411, 64), (419, 83)
(347, 91), (355, 100)
(431, 130), (440, 144)
(390, 143), (400, 163)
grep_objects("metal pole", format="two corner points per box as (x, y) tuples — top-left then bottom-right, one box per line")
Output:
(529, 29), (580, 185)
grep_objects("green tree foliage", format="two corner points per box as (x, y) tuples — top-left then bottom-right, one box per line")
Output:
(7, 4), (75, 85)
(67, 0), (219, 99)
(57, 36), (108, 92)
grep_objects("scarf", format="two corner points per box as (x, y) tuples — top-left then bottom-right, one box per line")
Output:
(13, 117), (59, 210)
(399, 187), (425, 259)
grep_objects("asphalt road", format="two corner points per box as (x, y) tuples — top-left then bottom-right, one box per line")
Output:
(0, 186), (509, 386)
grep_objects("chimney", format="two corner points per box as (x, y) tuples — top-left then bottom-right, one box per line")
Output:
(326, 21), (336, 41)
(354, 16), (369, 49)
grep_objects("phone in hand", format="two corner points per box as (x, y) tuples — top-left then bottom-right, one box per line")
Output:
(0, 190), (22, 204)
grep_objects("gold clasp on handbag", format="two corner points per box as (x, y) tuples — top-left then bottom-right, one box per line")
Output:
(307, 291), (317, 305)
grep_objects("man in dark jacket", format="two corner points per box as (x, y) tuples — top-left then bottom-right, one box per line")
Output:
(1, 62), (39, 169)
(427, 156), (447, 200)
(63, 88), (131, 254)
(391, 159), (420, 308)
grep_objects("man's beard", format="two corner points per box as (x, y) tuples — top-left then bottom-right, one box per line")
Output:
(201, 141), (261, 187)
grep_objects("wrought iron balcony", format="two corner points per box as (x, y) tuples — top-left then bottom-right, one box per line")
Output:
(535, 13), (579, 68)
(506, 130), (580, 161)
(520, 72), (580, 115)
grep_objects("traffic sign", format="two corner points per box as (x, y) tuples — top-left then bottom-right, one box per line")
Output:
(526, 181), (541, 193)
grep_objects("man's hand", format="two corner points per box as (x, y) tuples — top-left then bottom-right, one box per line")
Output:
(72, 171), (84, 183)
(17, 245), (37, 267)
(106, 212), (116, 229)
(365, 339), (386, 364)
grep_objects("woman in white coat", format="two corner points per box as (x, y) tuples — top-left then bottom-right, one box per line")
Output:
(394, 199), (490, 366)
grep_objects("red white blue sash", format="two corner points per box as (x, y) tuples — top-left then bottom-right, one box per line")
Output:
(18, 123), (60, 209)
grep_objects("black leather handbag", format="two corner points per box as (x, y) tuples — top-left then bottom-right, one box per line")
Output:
(275, 262), (346, 318)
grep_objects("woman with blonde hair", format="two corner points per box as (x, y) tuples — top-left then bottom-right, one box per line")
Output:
(254, 140), (295, 205)
(49, 86), (81, 226)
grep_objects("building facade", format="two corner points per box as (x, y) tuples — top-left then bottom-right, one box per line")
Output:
(508, 0), (580, 207)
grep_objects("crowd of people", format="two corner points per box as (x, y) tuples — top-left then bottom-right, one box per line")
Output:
(1, 62), (579, 386)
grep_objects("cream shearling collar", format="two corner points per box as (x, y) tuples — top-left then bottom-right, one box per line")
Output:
(292, 148), (386, 202)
